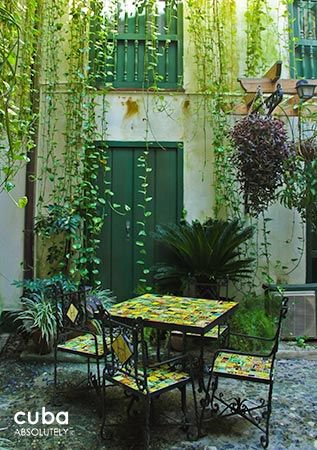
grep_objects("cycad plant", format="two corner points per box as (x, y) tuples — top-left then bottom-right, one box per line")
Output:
(152, 218), (255, 293)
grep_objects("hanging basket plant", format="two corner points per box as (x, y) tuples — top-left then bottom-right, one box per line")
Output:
(231, 114), (293, 216)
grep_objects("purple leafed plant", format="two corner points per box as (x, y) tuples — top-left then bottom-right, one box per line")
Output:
(231, 114), (293, 216)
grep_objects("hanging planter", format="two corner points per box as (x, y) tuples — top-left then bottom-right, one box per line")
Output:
(231, 114), (293, 216)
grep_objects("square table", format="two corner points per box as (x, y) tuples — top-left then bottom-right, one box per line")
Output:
(109, 293), (239, 390)
(109, 293), (238, 336)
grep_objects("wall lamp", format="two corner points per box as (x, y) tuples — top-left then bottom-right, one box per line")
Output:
(296, 79), (316, 101)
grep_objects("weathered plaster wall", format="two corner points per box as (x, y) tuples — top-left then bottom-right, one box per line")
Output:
(0, 172), (25, 310)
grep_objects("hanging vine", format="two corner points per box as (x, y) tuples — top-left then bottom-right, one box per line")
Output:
(187, 0), (240, 218)
(35, 0), (113, 284)
(0, 1), (38, 206)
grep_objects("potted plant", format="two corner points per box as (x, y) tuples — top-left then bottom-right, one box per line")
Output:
(151, 218), (255, 295)
(16, 292), (60, 354)
(231, 113), (293, 216)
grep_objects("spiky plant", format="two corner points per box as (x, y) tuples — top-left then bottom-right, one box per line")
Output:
(16, 293), (60, 348)
(152, 218), (255, 293)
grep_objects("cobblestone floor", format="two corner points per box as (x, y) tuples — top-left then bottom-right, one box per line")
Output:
(0, 354), (316, 449)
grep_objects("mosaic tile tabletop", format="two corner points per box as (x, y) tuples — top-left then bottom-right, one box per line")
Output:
(110, 293), (238, 332)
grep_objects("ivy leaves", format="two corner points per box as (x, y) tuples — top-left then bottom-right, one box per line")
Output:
(0, 3), (36, 198)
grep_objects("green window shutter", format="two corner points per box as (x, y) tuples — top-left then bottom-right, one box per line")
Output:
(91, 0), (183, 89)
(290, 0), (317, 78)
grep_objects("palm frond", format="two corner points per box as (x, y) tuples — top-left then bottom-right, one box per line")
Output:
(152, 218), (255, 292)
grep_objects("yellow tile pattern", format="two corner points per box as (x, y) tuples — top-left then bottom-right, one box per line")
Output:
(57, 333), (105, 356)
(213, 352), (273, 380)
(112, 364), (189, 393)
(110, 294), (237, 331)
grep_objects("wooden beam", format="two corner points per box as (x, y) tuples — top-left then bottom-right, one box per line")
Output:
(233, 96), (317, 116)
(238, 78), (317, 95)
(235, 61), (317, 115)
(237, 61), (283, 109)
(263, 60), (282, 82)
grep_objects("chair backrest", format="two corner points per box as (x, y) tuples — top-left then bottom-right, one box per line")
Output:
(103, 314), (148, 393)
(270, 296), (288, 357)
(185, 276), (229, 300)
(55, 288), (88, 331)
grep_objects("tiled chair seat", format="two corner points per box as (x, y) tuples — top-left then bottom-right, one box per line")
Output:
(172, 325), (228, 340)
(112, 364), (190, 393)
(57, 333), (106, 357)
(213, 352), (273, 382)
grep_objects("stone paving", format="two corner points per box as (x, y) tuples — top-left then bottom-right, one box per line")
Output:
(0, 350), (316, 449)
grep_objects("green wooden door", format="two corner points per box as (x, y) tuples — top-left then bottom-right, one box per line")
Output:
(98, 142), (183, 300)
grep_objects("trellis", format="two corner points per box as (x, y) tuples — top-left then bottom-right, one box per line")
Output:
(234, 61), (317, 116)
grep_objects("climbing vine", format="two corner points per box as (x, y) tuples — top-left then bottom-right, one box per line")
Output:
(35, 0), (112, 284)
(187, 0), (240, 218)
(0, 1), (38, 206)
(245, 0), (278, 76)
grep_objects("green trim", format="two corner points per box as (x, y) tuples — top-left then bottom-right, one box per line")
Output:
(288, 2), (296, 78)
(266, 283), (317, 291)
(177, 2), (183, 87)
(306, 222), (313, 283)
(96, 141), (183, 149)
(176, 144), (184, 223)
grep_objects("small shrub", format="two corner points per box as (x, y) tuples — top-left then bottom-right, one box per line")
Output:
(229, 294), (279, 352)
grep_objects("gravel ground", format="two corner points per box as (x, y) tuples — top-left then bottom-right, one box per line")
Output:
(0, 348), (316, 450)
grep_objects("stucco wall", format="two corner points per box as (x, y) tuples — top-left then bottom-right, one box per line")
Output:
(0, 173), (25, 310)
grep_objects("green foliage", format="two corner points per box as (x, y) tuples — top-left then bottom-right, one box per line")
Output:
(88, 287), (117, 311)
(296, 335), (308, 348)
(152, 218), (255, 293)
(35, 0), (110, 284)
(187, 0), (241, 218)
(281, 137), (317, 228)
(0, 1), (38, 199)
(245, 0), (278, 77)
(16, 292), (59, 347)
(230, 294), (279, 352)
(35, 204), (82, 275)
(13, 274), (77, 296)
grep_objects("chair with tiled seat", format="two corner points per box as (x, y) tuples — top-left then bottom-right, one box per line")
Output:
(100, 315), (198, 449)
(54, 288), (107, 399)
(198, 297), (288, 449)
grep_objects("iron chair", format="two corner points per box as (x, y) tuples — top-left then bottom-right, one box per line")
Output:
(170, 278), (231, 350)
(198, 297), (288, 448)
(54, 287), (106, 399)
(100, 315), (198, 449)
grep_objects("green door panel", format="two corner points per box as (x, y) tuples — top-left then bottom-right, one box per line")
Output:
(97, 143), (183, 300)
(306, 222), (317, 282)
